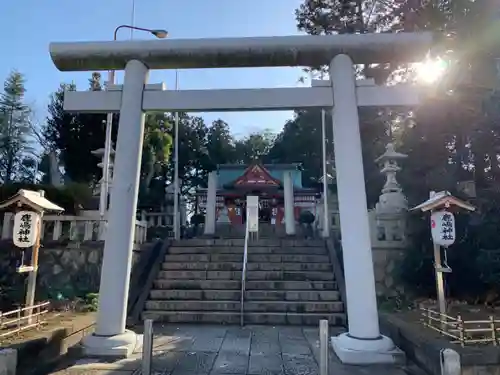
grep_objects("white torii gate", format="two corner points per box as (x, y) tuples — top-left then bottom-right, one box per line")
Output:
(49, 32), (432, 363)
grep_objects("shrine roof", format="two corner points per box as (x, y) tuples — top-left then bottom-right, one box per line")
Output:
(224, 164), (282, 189)
(195, 187), (319, 195)
(217, 163), (302, 171)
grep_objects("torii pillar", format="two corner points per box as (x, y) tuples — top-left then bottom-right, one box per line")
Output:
(328, 54), (402, 363)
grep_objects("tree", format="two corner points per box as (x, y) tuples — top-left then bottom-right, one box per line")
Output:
(138, 113), (173, 207)
(294, 0), (500, 299)
(0, 71), (35, 183)
(43, 73), (117, 184)
(235, 130), (276, 164)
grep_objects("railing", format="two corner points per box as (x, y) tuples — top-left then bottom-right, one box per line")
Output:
(240, 221), (250, 327)
(0, 301), (51, 340)
(421, 307), (500, 346)
(1, 213), (148, 245)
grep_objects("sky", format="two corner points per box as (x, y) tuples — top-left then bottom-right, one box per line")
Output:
(0, 0), (308, 138)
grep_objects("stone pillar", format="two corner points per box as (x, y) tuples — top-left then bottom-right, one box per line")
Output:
(329, 54), (398, 364)
(82, 60), (148, 357)
(204, 171), (217, 235)
(283, 171), (295, 235)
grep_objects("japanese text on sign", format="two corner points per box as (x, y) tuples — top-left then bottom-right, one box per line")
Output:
(431, 210), (456, 247)
(13, 211), (39, 248)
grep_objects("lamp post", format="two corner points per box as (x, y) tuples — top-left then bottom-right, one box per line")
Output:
(100, 25), (168, 219)
(321, 109), (330, 238)
(173, 70), (180, 240)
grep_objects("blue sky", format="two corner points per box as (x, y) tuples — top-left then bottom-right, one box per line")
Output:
(0, 0), (307, 138)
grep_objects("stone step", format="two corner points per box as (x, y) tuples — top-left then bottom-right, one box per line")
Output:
(246, 271), (334, 281)
(148, 289), (340, 301)
(246, 280), (337, 290)
(161, 262), (243, 271)
(171, 239), (325, 247)
(160, 262), (332, 272)
(249, 254), (330, 263)
(157, 270), (242, 280)
(168, 247), (327, 255)
(142, 311), (346, 326)
(245, 290), (340, 301)
(247, 263), (332, 272)
(244, 301), (344, 313)
(153, 279), (241, 290)
(164, 254), (330, 263)
(145, 300), (240, 311)
(149, 289), (240, 300)
(157, 270), (334, 281)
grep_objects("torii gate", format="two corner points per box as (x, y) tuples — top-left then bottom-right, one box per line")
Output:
(49, 32), (432, 363)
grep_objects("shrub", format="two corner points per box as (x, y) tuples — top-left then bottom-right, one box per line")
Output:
(298, 210), (315, 225)
(191, 213), (205, 226)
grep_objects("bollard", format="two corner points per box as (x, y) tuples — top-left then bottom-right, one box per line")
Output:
(142, 319), (154, 375)
(440, 348), (460, 375)
(319, 320), (329, 375)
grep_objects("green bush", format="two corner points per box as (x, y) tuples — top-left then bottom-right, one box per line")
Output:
(299, 210), (315, 225)
(191, 213), (205, 226)
(146, 226), (172, 241)
(82, 293), (99, 312)
(0, 183), (92, 214)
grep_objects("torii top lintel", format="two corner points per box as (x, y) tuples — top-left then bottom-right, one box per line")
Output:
(49, 32), (433, 72)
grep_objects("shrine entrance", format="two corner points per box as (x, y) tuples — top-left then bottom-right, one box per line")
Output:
(50, 31), (431, 363)
(196, 163), (319, 229)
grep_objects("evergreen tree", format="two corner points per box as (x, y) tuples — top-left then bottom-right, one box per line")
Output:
(43, 73), (116, 183)
(0, 71), (34, 183)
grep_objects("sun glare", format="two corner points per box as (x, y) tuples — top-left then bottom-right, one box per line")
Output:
(415, 58), (448, 84)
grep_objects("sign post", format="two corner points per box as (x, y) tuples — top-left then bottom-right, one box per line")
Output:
(0, 189), (64, 324)
(431, 210), (456, 328)
(412, 191), (475, 330)
(246, 195), (259, 240)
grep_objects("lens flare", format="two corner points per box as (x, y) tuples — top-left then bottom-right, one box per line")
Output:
(415, 58), (448, 84)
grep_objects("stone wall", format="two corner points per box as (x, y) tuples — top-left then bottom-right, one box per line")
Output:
(0, 240), (146, 306)
(372, 247), (406, 297)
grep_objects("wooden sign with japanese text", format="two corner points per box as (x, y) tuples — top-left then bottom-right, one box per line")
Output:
(13, 211), (40, 248)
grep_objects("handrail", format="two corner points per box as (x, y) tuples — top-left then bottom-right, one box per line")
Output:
(240, 221), (250, 326)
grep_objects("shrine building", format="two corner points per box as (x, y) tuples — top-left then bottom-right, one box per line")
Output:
(196, 163), (320, 226)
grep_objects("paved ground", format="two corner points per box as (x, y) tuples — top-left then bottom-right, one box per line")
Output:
(49, 325), (410, 375)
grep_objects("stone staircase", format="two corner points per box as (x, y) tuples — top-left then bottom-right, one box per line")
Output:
(142, 238), (345, 325)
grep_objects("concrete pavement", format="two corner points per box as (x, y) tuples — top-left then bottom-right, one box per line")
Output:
(48, 325), (410, 375)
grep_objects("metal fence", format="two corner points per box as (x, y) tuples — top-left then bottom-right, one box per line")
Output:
(421, 307), (500, 346)
(0, 301), (51, 340)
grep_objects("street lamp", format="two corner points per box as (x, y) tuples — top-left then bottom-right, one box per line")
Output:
(173, 70), (180, 240)
(321, 109), (330, 238)
(100, 25), (168, 219)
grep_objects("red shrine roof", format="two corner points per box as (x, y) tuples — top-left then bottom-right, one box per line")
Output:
(232, 164), (281, 188)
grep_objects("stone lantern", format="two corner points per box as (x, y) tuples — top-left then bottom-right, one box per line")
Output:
(375, 143), (408, 215)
